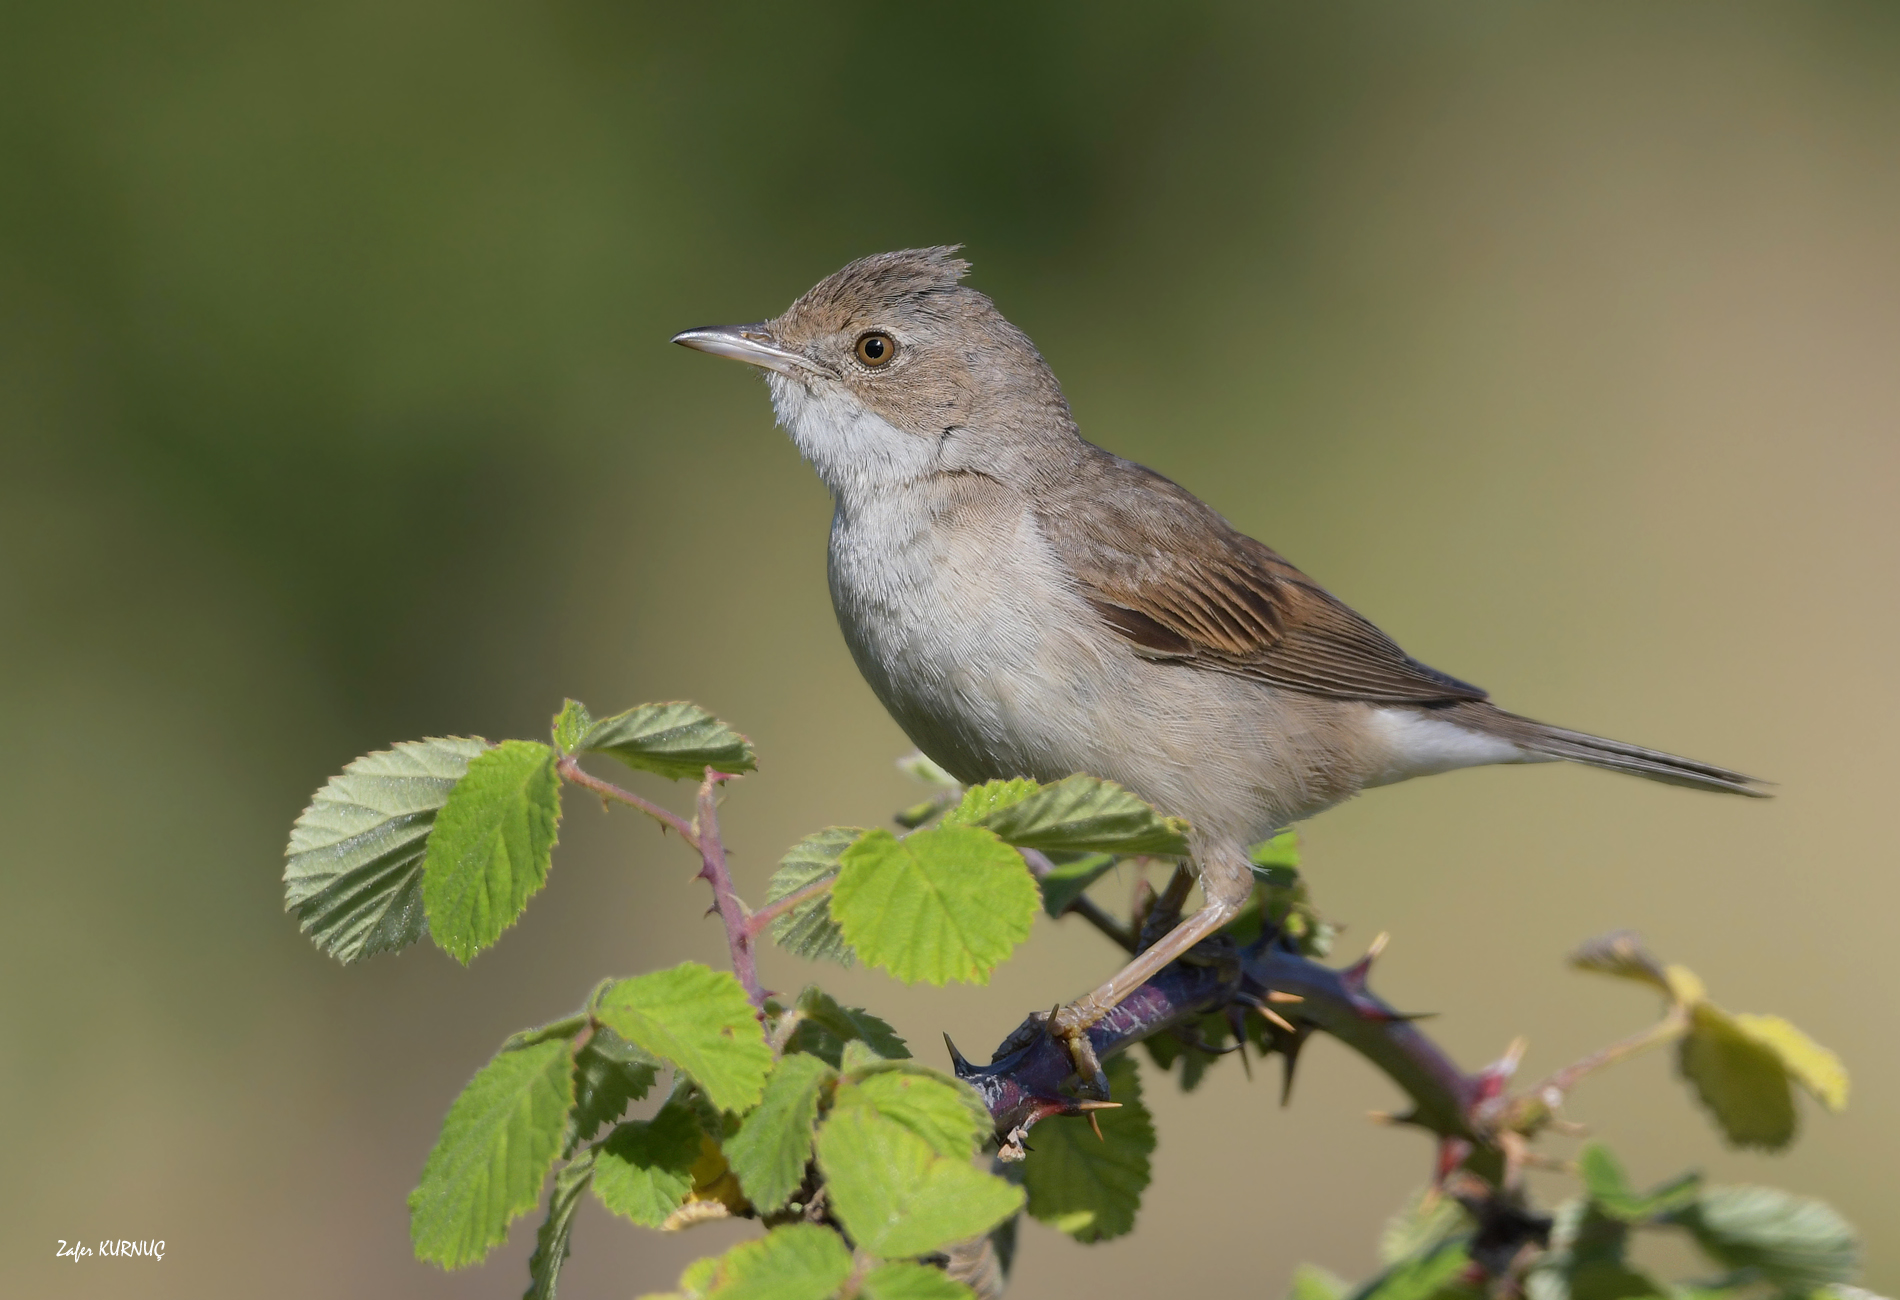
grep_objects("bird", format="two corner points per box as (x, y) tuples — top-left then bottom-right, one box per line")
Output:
(673, 246), (1765, 1080)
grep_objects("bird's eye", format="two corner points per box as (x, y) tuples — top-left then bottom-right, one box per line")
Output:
(855, 332), (897, 368)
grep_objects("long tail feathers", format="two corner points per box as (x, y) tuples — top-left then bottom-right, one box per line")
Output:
(1438, 701), (1771, 798)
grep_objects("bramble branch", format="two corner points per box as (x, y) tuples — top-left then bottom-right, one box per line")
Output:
(555, 754), (700, 848)
(690, 769), (769, 1015)
(954, 920), (1678, 1210)
(743, 875), (834, 941)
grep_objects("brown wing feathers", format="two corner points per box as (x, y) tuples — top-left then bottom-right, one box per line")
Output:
(1044, 455), (1485, 705)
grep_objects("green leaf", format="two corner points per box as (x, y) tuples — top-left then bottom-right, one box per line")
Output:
(569, 1026), (660, 1153)
(551, 700), (593, 755)
(677, 1224), (854, 1300)
(816, 1108), (1023, 1259)
(896, 751), (961, 788)
(595, 963), (773, 1113)
(1527, 1259), (1663, 1300)
(1729, 1013), (1849, 1112)
(1352, 1240), (1475, 1300)
(1178, 1012), (1231, 1092)
(409, 1038), (575, 1269)
(592, 1099), (705, 1227)
(765, 829), (865, 968)
(1569, 931), (1670, 994)
(423, 740), (562, 964)
(722, 1052), (835, 1214)
(894, 797), (953, 830)
(284, 736), (486, 963)
(1379, 1186), (1474, 1264)
(832, 1066), (990, 1159)
(839, 1039), (884, 1075)
(642, 1255), (721, 1300)
(975, 774), (1191, 856)
(1576, 1143), (1699, 1223)
(575, 701), (755, 781)
(938, 778), (1040, 829)
(1248, 827), (1301, 875)
(860, 1261), (977, 1300)
(1288, 1264), (1351, 1300)
(1676, 1185), (1859, 1292)
(1255, 868), (1336, 958)
(1679, 1003), (1799, 1149)
(526, 1150), (594, 1300)
(1528, 1196), (1664, 1300)
(1037, 852), (1118, 918)
(782, 986), (909, 1067)
(1020, 1054), (1155, 1243)
(831, 826), (1038, 985)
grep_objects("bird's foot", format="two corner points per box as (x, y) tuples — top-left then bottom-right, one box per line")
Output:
(1047, 1002), (1112, 1100)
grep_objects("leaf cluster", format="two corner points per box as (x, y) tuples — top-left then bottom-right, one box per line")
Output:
(1571, 933), (1848, 1151)
(1296, 1141), (1862, 1300)
(282, 701), (1869, 1300)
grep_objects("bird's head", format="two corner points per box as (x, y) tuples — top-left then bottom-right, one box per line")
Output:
(673, 247), (1076, 497)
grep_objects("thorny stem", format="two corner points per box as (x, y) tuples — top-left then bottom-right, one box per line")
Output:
(557, 756), (768, 1016)
(555, 754), (700, 849)
(956, 920), (1687, 1204)
(693, 769), (769, 1016)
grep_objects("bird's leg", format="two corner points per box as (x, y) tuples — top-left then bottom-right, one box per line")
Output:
(1049, 844), (1254, 1098)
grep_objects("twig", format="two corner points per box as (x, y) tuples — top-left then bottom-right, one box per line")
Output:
(743, 874), (836, 941)
(1017, 848), (1138, 953)
(692, 768), (768, 1015)
(556, 754), (700, 850)
(1496, 1005), (1691, 1133)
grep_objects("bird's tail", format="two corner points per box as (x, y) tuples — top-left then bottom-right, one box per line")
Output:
(1435, 700), (1771, 798)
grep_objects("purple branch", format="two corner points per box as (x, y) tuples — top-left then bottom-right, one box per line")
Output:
(692, 769), (768, 1016)
(952, 928), (1494, 1162)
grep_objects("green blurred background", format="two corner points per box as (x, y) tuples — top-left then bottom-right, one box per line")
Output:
(4, 2), (1896, 1295)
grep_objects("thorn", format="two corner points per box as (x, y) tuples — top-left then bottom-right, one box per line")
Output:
(703, 905), (718, 920)
(1225, 1005), (1253, 1080)
(1073, 1099), (1122, 1111)
(1088, 1111), (1104, 1141)
(942, 1033), (971, 1076)
(1343, 932), (1389, 989)
(1260, 1006), (1297, 1034)
(1495, 1036), (1528, 1077)
(1265, 990), (1304, 1004)
(1278, 1029), (1309, 1107)
(1368, 1110), (1397, 1125)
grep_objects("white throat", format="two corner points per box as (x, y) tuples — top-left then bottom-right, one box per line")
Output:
(767, 374), (936, 502)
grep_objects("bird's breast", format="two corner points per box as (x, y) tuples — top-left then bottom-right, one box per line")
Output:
(826, 482), (1100, 786)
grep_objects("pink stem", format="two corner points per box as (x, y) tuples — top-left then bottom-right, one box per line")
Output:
(556, 755), (699, 850)
(742, 874), (836, 941)
(693, 769), (767, 1015)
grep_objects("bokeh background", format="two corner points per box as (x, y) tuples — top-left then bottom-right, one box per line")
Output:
(4, 3), (1896, 1296)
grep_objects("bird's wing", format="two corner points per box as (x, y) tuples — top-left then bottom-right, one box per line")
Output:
(1037, 455), (1487, 705)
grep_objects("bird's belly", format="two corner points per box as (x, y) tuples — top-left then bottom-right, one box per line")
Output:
(829, 507), (1099, 787)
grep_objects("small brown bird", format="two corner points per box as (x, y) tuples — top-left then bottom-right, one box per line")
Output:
(675, 247), (1765, 1075)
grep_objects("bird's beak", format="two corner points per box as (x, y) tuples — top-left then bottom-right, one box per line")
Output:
(671, 324), (826, 377)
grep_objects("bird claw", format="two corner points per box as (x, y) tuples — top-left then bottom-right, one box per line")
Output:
(1058, 1022), (1112, 1100)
